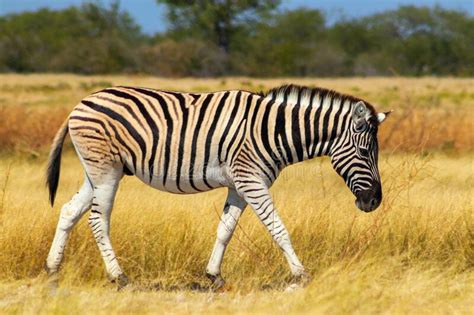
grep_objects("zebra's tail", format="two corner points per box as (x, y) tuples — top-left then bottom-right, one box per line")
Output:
(47, 119), (69, 207)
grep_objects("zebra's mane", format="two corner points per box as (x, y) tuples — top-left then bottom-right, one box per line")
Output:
(262, 84), (377, 115)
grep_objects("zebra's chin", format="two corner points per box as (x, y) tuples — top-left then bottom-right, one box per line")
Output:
(355, 199), (376, 212)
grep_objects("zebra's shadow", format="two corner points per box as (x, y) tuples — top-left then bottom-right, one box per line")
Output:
(123, 281), (214, 293)
(119, 280), (296, 293)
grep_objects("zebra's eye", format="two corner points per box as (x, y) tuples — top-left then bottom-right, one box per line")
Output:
(359, 148), (369, 158)
(355, 122), (367, 133)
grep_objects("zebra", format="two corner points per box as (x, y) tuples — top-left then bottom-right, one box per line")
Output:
(45, 84), (390, 290)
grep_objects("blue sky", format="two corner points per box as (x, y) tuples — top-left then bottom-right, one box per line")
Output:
(0, 0), (472, 34)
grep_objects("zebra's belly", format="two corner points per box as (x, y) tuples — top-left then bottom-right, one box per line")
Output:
(133, 162), (234, 194)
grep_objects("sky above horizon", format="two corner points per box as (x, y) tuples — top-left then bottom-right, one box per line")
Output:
(0, 0), (472, 34)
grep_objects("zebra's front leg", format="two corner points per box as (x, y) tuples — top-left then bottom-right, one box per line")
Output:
(237, 183), (311, 288)
(206, 189), (247, 291)
(88, 180), (128, 288)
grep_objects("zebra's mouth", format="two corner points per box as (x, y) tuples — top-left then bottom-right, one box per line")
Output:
(355, 191), (381, 212)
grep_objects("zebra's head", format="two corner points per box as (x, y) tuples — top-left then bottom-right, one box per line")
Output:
(330, 101), (391, 212)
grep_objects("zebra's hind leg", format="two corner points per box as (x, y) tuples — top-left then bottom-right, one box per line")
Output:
(206, 189), (247, 291)
(45, 179), (93, 275)
(87, 169), (128, 288)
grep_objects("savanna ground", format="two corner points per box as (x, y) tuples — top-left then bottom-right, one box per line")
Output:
(0, 75), (472, 314)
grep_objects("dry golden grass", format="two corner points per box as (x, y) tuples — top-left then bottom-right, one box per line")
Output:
(0, 151), (472, 314)
(0, 75), (473, 314)
(0, 74), (473, 153)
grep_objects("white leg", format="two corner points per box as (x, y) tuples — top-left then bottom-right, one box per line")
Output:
(237, 183), (309, 282)
(88, 178), (127, 287)
(46, 180), (93, 274)
(206, 189), (246, 288)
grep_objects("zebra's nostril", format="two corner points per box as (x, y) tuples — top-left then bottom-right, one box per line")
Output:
(370, 198), (377, 207)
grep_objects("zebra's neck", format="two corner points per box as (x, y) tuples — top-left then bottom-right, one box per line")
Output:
(263, 86), (353, 167)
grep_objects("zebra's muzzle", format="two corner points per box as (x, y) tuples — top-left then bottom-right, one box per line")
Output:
(355, 185), (382, 212)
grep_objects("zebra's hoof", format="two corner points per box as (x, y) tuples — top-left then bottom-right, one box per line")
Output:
(112, 273), (129, 289)
(44, 261), (58, 276)
(290, 272), (312, 287)
(44, 271), (60, 294)
(206, 273), (225, 292)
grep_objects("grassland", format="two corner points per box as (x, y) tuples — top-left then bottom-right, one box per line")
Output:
(0, 75), (473, 314)
(1, 74), (473, 153)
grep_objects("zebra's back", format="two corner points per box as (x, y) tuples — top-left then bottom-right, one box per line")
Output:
(68, 86), (258, 194)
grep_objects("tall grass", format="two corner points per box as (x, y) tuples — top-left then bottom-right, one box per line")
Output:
(0, 75), (472, 314)
(0, 152), (472, 313)
(0, 75), (472, 153)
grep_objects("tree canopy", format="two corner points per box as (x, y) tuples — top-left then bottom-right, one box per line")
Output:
(0, 2), (472, 76)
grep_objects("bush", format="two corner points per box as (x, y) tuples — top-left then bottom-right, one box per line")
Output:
(140, 39), (227, 77)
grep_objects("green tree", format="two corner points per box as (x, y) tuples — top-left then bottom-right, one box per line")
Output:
(233, 8), (345, 76)
(0, 2), (472, 76)
(156, 0), (279, 53)
(0, 1), (145, 73)
(331, 6), (474, 75)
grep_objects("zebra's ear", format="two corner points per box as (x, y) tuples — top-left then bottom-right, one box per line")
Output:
(353, 101), (368, 131)
(353, 101), (367, 119)
(377, 110), (393, 124)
